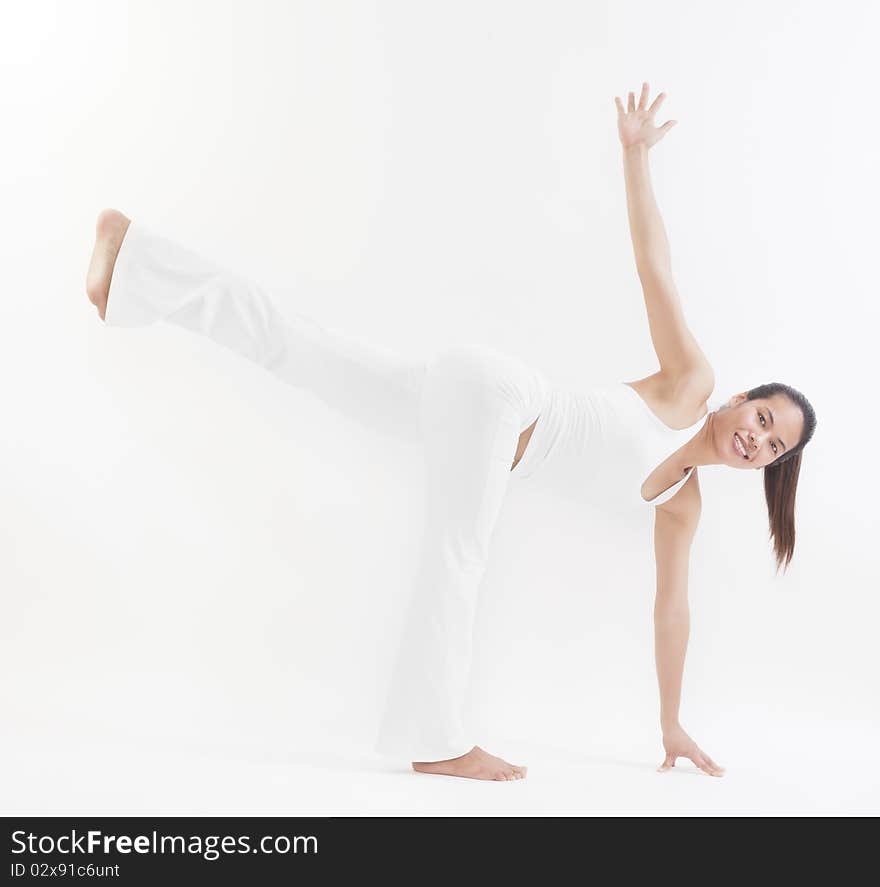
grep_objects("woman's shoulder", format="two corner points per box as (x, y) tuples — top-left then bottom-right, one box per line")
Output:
(624, 366), (714, 430)
(655, 466), (702, 522)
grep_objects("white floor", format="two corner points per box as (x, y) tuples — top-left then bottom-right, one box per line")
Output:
(3, 721), (877, 817)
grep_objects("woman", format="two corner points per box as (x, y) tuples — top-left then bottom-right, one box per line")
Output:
(85, 83), (816, 782)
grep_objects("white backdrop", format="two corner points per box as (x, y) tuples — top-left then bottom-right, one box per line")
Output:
(2, 0), (878, 815)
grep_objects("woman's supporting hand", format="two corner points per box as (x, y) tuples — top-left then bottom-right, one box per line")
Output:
(615, 82), (677, 149)
(658, 723), (725, 777)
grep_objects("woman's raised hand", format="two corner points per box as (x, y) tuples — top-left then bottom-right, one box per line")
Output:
(615, 82), (677, 149)
(658, 723), (725, 777)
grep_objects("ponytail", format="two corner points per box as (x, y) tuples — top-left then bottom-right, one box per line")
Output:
(746, 382), (817, 573)
(763, 450), (802, 574)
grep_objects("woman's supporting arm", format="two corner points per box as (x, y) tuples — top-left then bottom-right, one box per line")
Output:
(653, 504), (697, 730)
(652, 480), (725, 777)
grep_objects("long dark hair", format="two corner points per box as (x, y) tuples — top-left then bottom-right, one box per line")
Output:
(744, 383), (817, 574)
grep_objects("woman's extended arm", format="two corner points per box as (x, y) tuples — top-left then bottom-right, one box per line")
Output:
(617, 83), (677, 274)
(615, 83), (714, 384)
(653, 480), (725, 777)
(623, 143), (674, 276)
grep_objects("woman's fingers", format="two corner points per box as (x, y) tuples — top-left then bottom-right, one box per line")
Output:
(659, 744), (724, 776)
(659, 120), (677, 135)
(694, 752), (724, 777)
(648, 91), (666, 115)
(692, 753), (714, 776)
(618, 85), (668, 119)
(703, 754), (725, 773)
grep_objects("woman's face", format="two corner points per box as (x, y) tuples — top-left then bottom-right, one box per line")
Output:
(716, 393), (805, 469)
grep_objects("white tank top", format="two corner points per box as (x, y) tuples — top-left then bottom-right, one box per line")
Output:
(512, 380), (722, 512)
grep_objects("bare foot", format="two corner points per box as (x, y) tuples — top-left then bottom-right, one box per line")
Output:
(86, 208), (131, 321)
(412, 745), (527, 781)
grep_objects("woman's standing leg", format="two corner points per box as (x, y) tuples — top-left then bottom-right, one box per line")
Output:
(374, 344), (545, 779)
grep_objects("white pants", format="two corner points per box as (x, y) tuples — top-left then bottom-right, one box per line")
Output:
(105, 220), (549, 761)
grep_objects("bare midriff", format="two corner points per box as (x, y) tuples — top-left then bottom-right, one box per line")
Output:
(510, 416), (540, 472)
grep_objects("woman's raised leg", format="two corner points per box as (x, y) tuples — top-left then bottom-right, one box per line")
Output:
(86, 209), (426, 444)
